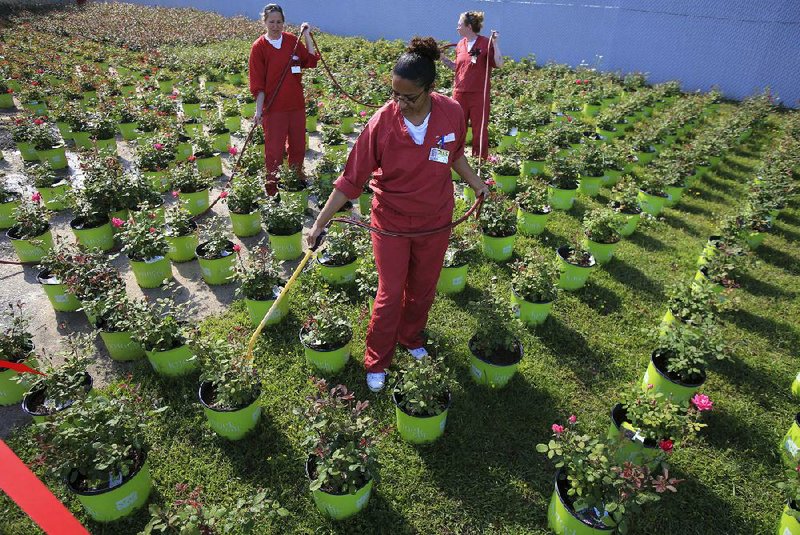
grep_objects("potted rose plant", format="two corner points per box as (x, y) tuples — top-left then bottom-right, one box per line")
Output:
(7, 194), (53, 263)
(321, 124), (348, 156)
(392, 354), (452, 444)
(317, 225), (360, 285)
(261, 197), (304, 261)
(298, 378), (381, 520)
(0, 176), (20, 230)
(510, 250), (558, 326)
(36, 239), (84, 312)
(196, 338), (262, 440)
(31, 121), (67, 170)
(85, 287), (145, 362)
(276, 162), (309, 212)
(0, 304), (36, 406)
(478, 193), (517, 262)
(575, 143), (606, 197)
(118, 207), (173, 288)
(21, 333), (93, 422)
(582, 208), (625, 265)
(299, 296), (353, 374)
(164, 202), (199, 263)
(608, 177), (643, 237)
(489, 153), (520, 194)
(135, 140), (174, 193)
(516, 179), (551, 236)
(130, 295), (197, 377)
(436, 230), (475, 295)
(196, 217), (237, 285)
(28, 163), (70, 211)
(171, 162), (214, 216)
(636, 170), (670, 216)
(192, 133), (223, 177)
(556, 239), (597, 291)
(546, 153), (580, 210)
(235, 242), (287, 327)
(227, 171), (265, 238)
(468, 287), (524, 389)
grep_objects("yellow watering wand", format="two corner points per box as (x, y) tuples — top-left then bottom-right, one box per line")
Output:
(244, 230), (327, 362)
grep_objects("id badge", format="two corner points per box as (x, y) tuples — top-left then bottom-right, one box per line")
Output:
(429, 147), (449, 164)
(471, 56), (477, 64)
(291, 66), (301, 74)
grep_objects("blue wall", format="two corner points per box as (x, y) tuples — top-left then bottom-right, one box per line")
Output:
(122, 0), (800, 107)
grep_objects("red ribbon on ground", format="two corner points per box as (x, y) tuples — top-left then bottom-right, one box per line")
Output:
(0, 440), (89, 534)
(0, 361), (44, 375)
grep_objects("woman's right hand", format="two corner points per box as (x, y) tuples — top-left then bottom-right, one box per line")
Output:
(253, 110), (262, 123)
(307, 222), (324, 249)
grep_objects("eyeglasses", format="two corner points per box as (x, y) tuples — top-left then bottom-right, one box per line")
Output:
(390, 88), (426, 104)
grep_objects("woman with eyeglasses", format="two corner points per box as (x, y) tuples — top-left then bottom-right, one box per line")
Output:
(249, 3), (319, 195)
(307, 37), (489, 393)
(441, 11), (503, 159)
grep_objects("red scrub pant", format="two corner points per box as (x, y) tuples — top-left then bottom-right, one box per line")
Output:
(262, 108), (306, 196)
(364, 203), (452, 373)
(454, 90), (490, 160)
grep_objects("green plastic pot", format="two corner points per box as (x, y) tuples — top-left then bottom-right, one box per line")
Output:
(179, 189), (210, 216)
(517, 208), (550, 236)
(557, 246), (596, 291)
(511, 290), (553, 326)
(339, 117), (356, 134)
(241, 102), (256, 118)
(642, 350), (705, 403)
(99, 330), (145, 362)
(0, 356), (37, 406)
(481, 233), (516, 262)
(197, 242), (237, 285)
(617, 212), (641, 237)
(583, 237), (620, 265)
(436, 264), (467, 294)
(7, 226), (53, 263)
(601, 169), (623, 186)
(578, 175), (602, 197)
(129, 256), (172, 288)
(212, 131), (231, 153)
(37, 182), (70, 211)
(166, 231), (199, 263)
(664, 185), (685, 207)
(182, 102), (202, 117)
(548, 470), (616, 534)
(70, 217), (115, 252)
(317, 255), (358, 285)
(547, 186), (577, 210)
(694, 268), (726, 301)
(498, 134), (516, 150)
(183, 123), (203, 138)
(38, 270), (81, 312)
(745, 231), (766, 250)
(637, 190), (668, 216)
(782, 414), (800, 467)
(306, 457), (373, 520)
(268, 231), (303, 260)
(358, 192), (372, 215)
(0, 93), (14, 109)
(595, 126), (625, 142)
(521, 160), (545, 176)
(792, 372), (800, 399)
(175, 141), (193, 161)
(245, 294), (288, 327)
(393, 390), (450, 444)
(778, 503), (800, 535)
(158, 79), (176, 94)
(608, 404), (661, 467)
(16, 141), (39, 162)
(143, 170), (169, 193)
(306, 115), (317, 131)
(492, 173), (518, 194)
(145, 343), (196, 377)
(23, 101), (47, 115)
(301, 331), (351, 374)
(463, 186), (476, 204)
(230, 210), (262, 238)
(199, 382), (262, 440)
(117, 122), (139, 140)
(67, 452), (152, 522)
(468, 336), (523, 389)
(279, 188), (309, 212)
(36, 146), (68, 170)
(0, 198), (19, 229)
(196, 155), (222, 177)
(224, 115), (242, 133)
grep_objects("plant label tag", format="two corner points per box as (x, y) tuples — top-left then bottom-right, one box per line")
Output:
(108, 471), (123, 488)
(509, 127), (519, 136)
(291, 66), (301, 74)
(429, 148), (449, 164)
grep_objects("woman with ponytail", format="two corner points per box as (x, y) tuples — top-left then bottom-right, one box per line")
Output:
(441, 11), (503, 159)
(307, 37), (489, 392)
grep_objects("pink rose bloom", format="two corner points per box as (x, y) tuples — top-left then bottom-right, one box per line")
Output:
(227, 146), (238, 156)
(568, 414), (577, 424)
(149, 227), (157, 233)
(31, 192), (42, 202)
(691, 394), (713, 412)
(33, 119), (44, 125)
(658, 439), (674, 453)
(187, 155), (197, 162)
(359, 110), (367, 117)
(153, 143), (164, 150)
(171, 191), (180, 198)
(219, 190), (229, 198)
(111, 217), (124, 228)
(232, 244), (241, 253)
(551, 424), (564, 434)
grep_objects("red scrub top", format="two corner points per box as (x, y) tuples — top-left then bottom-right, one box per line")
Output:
(248, 32), (320, 112)
(334, 92), (466, 218)
(453, 35), (497, 94)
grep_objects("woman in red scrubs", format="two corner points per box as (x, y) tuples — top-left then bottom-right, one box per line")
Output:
(307, 37), (490, 392)
(441, 11), (503, 159)
(248, 4), (319, 195)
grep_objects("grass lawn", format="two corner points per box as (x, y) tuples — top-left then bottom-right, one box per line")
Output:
(1, 104), (797, 534)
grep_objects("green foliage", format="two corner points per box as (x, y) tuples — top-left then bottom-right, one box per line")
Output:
(0, 303), (33, 362)
(227, 171), (265, 214)
(583, 208), (624, 244)
(12, 196), (50, 238)
(393, 356), (451, 417)
(119, 204), (169, 261)
(196, 338), (261, 410)
(235, 242), (283, 301)
(24, 334), (92, 414)
(300, 297), (353, 351)
(478, 193), (517, 237)
(470, 285), (524, 356)
(260, 198), (303, 235)
(510, 250), (558, 303)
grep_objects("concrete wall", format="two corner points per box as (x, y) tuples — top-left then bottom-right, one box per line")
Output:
(120, 0), (800, 106)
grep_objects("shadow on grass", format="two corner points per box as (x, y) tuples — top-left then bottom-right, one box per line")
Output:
(724, 159), (757, 173)
(575, 281), (622, 315)
(779, 211), (800, 228)
(660, 212), (704, 238)
(696, 187), (733, 206)
(737, 272), (797, 299)
(725, 308), (800, 349)
(679, 200), (715, 217)
(774, 224), (800, 244)
(536, 316), (616, 381)
(627, 231), (670, 252)
(607, 259), (664, 299)
(702, 172), (737, 193)
(757, 244), (800, 276)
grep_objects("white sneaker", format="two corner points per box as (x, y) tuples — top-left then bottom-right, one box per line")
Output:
(408, 347), (428, 360)
(366, 372), (386, 392)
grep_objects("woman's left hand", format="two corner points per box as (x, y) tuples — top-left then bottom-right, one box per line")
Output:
(490, 30), (499, 41)
(473, 182), (490, 199)
(300, 22), (311, 35)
